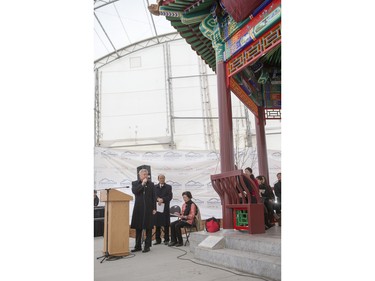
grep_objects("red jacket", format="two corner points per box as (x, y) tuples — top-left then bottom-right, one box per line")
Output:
(181, 201), (196, 225)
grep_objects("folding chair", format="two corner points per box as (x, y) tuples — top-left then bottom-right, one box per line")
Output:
(170, 205), (181, 217)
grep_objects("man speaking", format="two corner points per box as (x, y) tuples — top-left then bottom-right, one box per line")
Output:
(130, 168), (156, 253)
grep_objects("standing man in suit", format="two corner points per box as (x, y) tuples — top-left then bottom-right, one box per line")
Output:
(94, 190), (99, 206)
(153, 174), (173, 245)
(130, 168), (156, 253)
(273, 172), (281, 225)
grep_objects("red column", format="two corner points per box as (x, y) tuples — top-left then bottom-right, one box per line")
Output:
(217, 60), (235, 229)
(217, 60), (234, 172)
(255, 107), (269, 180)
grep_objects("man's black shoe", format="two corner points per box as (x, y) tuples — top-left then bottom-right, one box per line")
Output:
(131, 248), (141, 253)
(168, 242), (176, 247)
(142, 248), (150, 253)
(163, 241), (169, 245)
(268, 223), (275, 228)
(153, 241), (161, 245)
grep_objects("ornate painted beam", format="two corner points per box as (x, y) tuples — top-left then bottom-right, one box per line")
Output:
(227, 22), (281, 77)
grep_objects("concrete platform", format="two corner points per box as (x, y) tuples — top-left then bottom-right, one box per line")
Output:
(94, 225), (280, 281)
(189, 226), (281, 281)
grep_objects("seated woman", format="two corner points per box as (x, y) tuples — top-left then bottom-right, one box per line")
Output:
(168, 191), (197, 247)
(242, 167), (259, 203)
(234, 165), (258, 204)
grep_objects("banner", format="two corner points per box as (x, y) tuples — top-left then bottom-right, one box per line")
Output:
(94, 147), (281, 220)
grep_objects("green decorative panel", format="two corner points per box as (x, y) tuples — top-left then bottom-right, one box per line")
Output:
(236, 210), (248, 226)
(199, 14), (216, 40)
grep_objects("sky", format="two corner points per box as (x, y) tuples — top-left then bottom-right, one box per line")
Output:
(94, 0), (176, 59)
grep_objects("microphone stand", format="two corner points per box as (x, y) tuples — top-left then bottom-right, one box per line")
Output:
(141, 178), (153, 251)
(141, 181), (147, 250)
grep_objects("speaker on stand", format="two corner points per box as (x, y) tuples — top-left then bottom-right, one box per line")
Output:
(137, 165), (152, 181)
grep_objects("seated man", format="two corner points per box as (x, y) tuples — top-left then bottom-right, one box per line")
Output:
(168, 191), (196, 247)
(256, 175), (275, 229)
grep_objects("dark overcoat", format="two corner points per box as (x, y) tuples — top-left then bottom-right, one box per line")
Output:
(153, 183), (173, 227)
(130, 179), (156, 229)
(259, 183), (275, 201)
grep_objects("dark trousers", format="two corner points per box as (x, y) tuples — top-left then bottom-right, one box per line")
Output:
(274, 198), (281, 215)
(155, 225), (170, 242)
(170, 220), (191, 244)
(135, 228), (152, 249)
(264, 199), (275, 224)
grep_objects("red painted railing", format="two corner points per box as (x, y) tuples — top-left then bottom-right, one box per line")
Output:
(211, 169), (265, 234)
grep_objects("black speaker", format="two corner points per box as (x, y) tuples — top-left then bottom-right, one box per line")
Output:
(137, 165), (151, 181)
(94, 206), (105, 237)
(94, 218), (104, 237)
(94, 206), (105, 218)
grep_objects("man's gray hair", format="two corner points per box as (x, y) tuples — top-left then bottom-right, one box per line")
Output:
(138, 168), (149, 175)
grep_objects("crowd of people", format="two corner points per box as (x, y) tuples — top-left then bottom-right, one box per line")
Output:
(95, 167), (281, 253)
(243, 167), (282, 229)
(129, 168), (200, 253)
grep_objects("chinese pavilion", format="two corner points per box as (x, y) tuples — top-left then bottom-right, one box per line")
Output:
(149, 0), (281, 230)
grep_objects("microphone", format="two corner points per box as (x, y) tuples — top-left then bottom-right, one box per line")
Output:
(142, 178), (148, 195)
(142, 177), (148, 187)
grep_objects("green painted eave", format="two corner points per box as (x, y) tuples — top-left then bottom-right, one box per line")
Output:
(161, 1), (216, 71)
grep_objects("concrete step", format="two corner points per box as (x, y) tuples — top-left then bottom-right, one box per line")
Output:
(194, 246), (281, 281)
(189, 228), (281, 257)
(224, 233), (281, 257)
(188, 227), (281, 281)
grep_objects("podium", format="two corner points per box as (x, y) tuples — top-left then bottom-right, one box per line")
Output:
(100, 189), (133, 256)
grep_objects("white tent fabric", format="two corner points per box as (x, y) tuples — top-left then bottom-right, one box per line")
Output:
(95, 36), (279, 151)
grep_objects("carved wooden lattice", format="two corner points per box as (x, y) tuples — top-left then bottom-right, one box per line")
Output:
(264, 109), (281, 119)
(227, 23), (281, 76)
